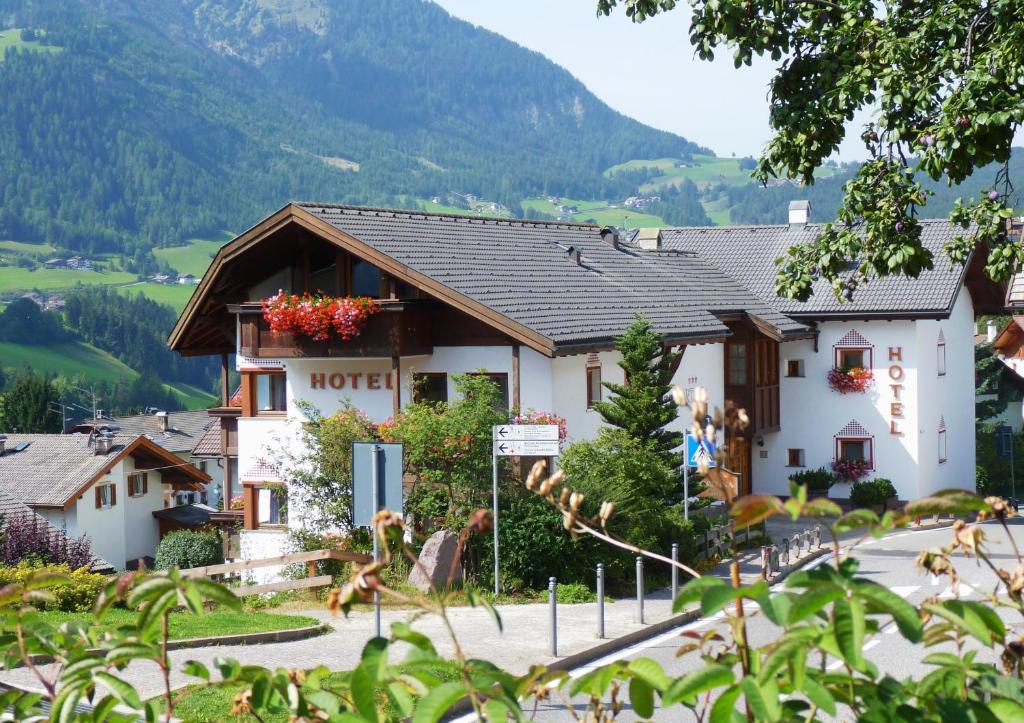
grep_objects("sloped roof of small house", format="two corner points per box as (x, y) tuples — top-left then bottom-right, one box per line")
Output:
(0, 434), (209, 509)
(73, 410), (214, 456)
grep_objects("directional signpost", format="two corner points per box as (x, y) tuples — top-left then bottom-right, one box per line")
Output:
(997, 425), (1016, 504)
(683, 433), (716, 521)
(491, 424), (560, 594)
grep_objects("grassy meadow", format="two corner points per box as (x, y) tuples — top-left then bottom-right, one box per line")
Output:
(520, 197), (666, 228)
(116, 282), (197, 313)
(0, 28), (62, 59)
(0, 266), (136, 293)
(0, 341), (137, 384)
(153, 233), (232, 278)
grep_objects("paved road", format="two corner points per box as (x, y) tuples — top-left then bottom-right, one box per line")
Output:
(521, 519), (1022, 721)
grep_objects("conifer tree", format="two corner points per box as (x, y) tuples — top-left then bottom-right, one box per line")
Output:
(592, 315), (683, 467)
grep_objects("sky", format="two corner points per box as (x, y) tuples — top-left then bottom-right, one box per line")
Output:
(433, 0), (871, 161)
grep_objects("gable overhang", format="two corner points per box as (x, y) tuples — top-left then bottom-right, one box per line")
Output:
(57, 437), (210, 511)
(169, 204), (558, 358)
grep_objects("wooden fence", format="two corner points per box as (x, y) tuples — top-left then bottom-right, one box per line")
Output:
(180, 548), (373, 597)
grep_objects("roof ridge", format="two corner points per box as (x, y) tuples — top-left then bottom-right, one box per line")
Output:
(662, 218), (955, 232)
(294, 201), (602, 231)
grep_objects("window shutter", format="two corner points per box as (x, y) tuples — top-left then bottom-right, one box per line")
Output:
(110, 484), (116, 507)
(95, 486), (101, 509)
(142, 472), (148, 495)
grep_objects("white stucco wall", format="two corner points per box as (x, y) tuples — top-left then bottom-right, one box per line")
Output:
(756, 321), (923, 501)
(121, 458), (164, 564)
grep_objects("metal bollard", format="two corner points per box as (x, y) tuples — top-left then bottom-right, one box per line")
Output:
(814, 526), (822, 549)
(780, 538), (790, 566)
(671, 543), (679, 602)
(761, 546), (771, 579)
(635, 556), (644, 624)
(549, 577), (558, 656)
(596, 563), (605, 639)
(771, 546), (781, 574)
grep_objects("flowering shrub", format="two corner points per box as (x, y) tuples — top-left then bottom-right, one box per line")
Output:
(512, 410), (568, 445)
(0, 512), (93, 569)
(0, 563), (107, 612)
(262, 291), (379, 341)
(827, 366), (874, 393)
(228, 495), (244, 510)
(832, 456), (872, 482)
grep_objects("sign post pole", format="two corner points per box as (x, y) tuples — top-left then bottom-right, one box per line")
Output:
(371, 443), (381, 638)
(683, 462), (689, 522)
(1012, 432), (1017, 505)
(493, 451), (500, 596)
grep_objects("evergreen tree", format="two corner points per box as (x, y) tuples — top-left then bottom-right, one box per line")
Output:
(592, 315), (683, 467)
(0, 368), (60, 433)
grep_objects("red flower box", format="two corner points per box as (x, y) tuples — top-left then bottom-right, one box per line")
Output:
(262, 292), (380, 342)
(827, 367), (874, 394)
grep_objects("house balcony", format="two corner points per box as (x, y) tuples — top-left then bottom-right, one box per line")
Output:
(231, 300), (434, 359)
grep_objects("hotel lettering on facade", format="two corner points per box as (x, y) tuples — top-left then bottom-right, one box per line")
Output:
(169, 201), (1007, 557)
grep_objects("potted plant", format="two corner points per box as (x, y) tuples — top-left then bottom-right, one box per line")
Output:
(827, 366), (875, 394)
(789, 466), (836, 498)
(262, 291), (380, 341)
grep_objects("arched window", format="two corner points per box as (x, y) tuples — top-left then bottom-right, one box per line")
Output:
(834, 329), (873, 370)
(937, 329), (946, 377)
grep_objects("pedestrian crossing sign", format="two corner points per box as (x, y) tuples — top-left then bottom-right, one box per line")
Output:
(685, 433), (716, 468)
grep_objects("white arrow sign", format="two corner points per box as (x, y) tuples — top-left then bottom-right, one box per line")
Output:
(493, 439), (561, 456)
(492, 424), (560, 441)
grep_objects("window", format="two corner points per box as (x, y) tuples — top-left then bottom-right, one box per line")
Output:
(937, 341), (946, 376)
(128, 472), (148, 498)
(727, 342), (747, 385)
(785, 359), (804, 378)
(836, 438), (874, 469)
(351, 258), (382, 298)
(836, 348), (869, 371)
(586, 364), (602, 409)
(413, 373), (448, 404)
(939, 428), (947, 463)
(256, 373), (287, 413)
(787, 449), (805, 467)
(468, 373), (509, 410)
(94, 483), (116, 509)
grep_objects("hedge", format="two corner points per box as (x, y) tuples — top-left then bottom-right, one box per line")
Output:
(154, 530), (223, 571)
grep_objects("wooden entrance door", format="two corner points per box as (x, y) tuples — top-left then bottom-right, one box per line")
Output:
(726, 435), (751, 497)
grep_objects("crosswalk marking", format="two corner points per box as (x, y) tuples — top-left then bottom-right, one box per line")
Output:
(891, 586), (919, 599)
(939, 583), (975, 599)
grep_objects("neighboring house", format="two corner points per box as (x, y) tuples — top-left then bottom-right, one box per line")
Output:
(0, 432), (208, 570)
(167, 201), (1007, 569)
(987, 317), (1024, 431)
(177, 274), (197, 284)
(69, 410), (224, 509)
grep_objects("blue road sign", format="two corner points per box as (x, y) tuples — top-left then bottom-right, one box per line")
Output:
(997, 425), (1014, 459)
(685, 433), (716, 469)
(352, 442), (404, 526)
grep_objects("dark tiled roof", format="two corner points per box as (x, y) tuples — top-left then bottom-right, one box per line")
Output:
(191, 422), (221, 458)
(79, 411), (213, 456)
(0, 434), (139, 507)
(659, 220), (969, 317)
(297, 204), (809, 346)
(151, 503), (216, 528)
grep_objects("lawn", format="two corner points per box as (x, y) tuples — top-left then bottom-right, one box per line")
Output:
(153, 234), (232, 278)
(0, 266), (136, 293)
(166, 381), (217, 410)
(0, 239), (56, 255)
(606, 153), (844, 193)
(415, 198), (510, 218)
(521, 197), (665, 228)
(0, 28), (62, 59)
(156, 661), (461, 722)
(36, 608), (319, 641)
(0, 341), (137, 384)
(116, 282), (198, 313)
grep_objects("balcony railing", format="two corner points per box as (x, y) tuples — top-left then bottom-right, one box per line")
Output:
(232, 300), (433, 358)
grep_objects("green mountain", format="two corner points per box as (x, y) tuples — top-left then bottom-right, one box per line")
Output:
(0, 0), (706, 262)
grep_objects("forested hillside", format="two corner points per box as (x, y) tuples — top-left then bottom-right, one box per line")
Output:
(0, 0), (704, 263)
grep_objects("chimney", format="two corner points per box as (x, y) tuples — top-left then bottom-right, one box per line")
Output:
(636, 228), (662, 250)
(566, 246), (582, 265)
(788, 200), (811, 226)
(988, 319), (998, 343)
(599, 226), (620, 249)
(95, 432), (114, 455)
(155, 411), (169, 432)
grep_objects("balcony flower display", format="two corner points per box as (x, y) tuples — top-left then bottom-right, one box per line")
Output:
(832, 457), (871, 483)
(512, 410), (568, 447)
(827, 366), (874, 394)
(262, 291), (380, 342)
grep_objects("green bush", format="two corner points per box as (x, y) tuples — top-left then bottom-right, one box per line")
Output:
(0, 563), (107, 612)
(849, 477), (898, 509)
(789, 466), (836, 492)
(154, 530), (223, 570)
(555, 582), (595, 604)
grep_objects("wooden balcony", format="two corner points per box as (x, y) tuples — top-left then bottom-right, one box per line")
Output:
(232, 300), (433, 358)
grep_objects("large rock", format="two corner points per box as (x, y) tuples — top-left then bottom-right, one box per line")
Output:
(408, 529), (463, 591)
